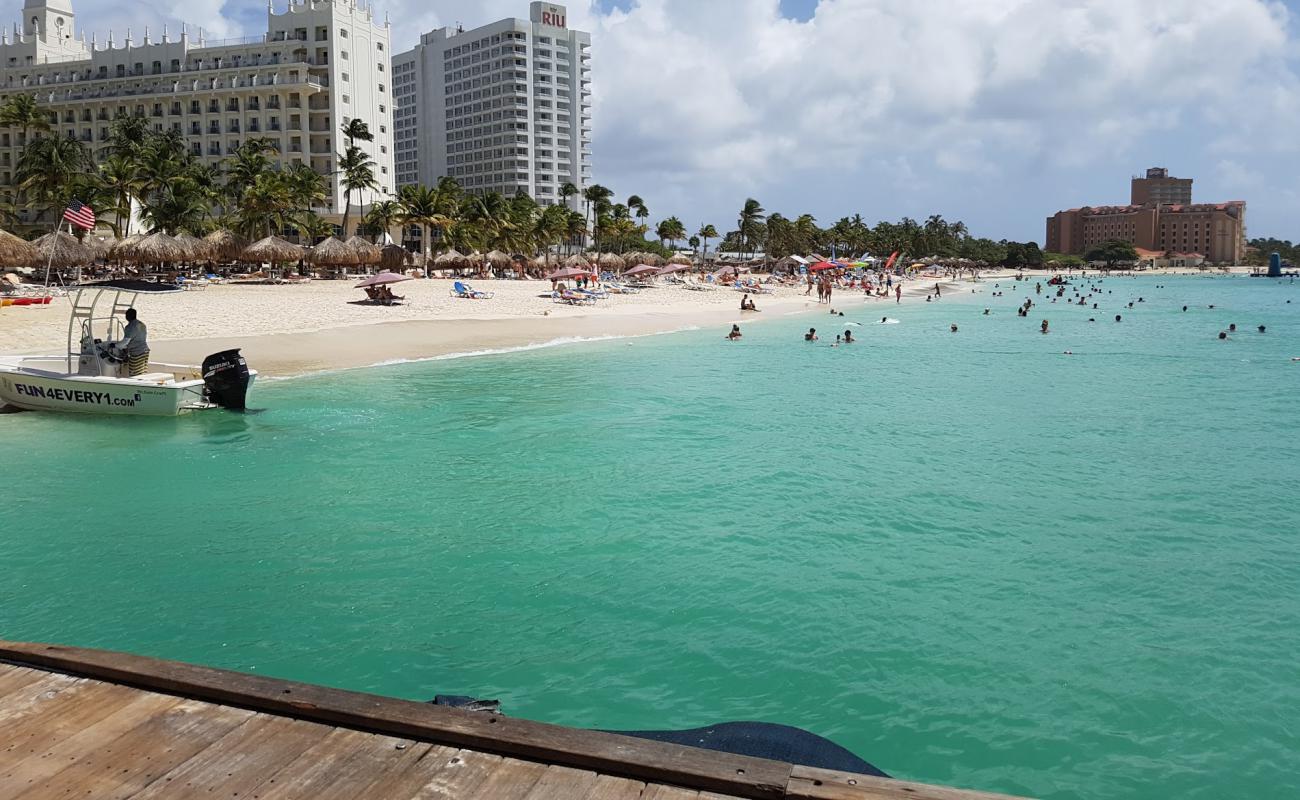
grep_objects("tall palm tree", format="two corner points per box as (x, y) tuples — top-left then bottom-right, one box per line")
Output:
(98, 154), (143, 238)
(16, 135), (91, 223)
(364, 199), (403, 243)
(581, 184), (612, 251)
(697, 223), (719, 263)
(340, 118), (373, 147)
(397, 183), (456, 266)
(284, 161), (328, 224)
(338, 145), (378, 238)
(737, 198), (765, 259)
(0, 94), (51, 145)
(559, 182), (578, 211)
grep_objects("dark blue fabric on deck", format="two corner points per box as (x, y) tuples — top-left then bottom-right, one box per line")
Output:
(429, 698), (888, 777)
(604, 722), (889, 777)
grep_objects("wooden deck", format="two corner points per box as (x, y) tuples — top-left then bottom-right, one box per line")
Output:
(0, 641), (1030, 800)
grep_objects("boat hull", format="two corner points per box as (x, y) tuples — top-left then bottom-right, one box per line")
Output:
(0, 360), (256, 416)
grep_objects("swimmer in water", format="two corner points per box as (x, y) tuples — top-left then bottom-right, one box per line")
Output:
(881, 317), (888, 323)
(805, 328), (818, 342)
(1229, 323), (1237, 332)
(1041, 319), (1049, 334)
(1183, 306), (1188, 312)
(1258, 325), (1266, 333)
(727, 324), (742, 340)
(951, 323), (958, 332)
(1219, 331), (1227, 340)
(843, 330), (854, 343)
(1115, 315), (1122, 322)
(983, 308), (990, 315)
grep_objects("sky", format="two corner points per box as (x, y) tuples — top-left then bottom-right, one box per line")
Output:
(6, 0), (1300, 244)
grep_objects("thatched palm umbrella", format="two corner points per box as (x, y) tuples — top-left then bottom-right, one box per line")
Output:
(345, 236), (382, 267)
(306, 237), (358, 271)
(85, 235), (115, 261)
(380, 244), (412, 272)
(482, 249), (510, 277)
(666, 253), (694, 267)
(0, 229), (39, 269)
(434, 249), (469, 271)
(564, 253), (591, 269)
(642, 253), (665, 267)
(174, 232), (213, 262)
(242, 236), (303, 264)
(134, 232), (189, 268)
(33, 230), (94, 271)
(597, 252), (625, 271)
(110, 233), (145, 262)
(204, 230), (248, 262)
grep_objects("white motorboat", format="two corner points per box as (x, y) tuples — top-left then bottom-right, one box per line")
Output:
(0, 280), (256, 416)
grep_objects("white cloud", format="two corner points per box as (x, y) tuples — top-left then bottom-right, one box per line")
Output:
(8, 0), (1300, 238)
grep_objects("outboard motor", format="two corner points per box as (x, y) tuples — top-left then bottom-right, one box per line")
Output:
(202, 349), (251, 411)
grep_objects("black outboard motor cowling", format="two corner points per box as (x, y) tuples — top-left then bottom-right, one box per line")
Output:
(202, 349), (251, 410)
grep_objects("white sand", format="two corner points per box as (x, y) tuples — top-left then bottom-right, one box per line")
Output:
(6, 269), (1142, 376)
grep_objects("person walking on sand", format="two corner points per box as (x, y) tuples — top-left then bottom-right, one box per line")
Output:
(805, 273), (815, 296)
(895, 284), (902, 303)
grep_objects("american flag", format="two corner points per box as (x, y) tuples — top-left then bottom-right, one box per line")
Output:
(62, 200), (96, 231)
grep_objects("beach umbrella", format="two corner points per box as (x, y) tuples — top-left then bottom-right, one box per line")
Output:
(32, 230), (94, 269)
(204, 229), (248, 262)
(657, 263), (692, 274)
(597, 252), (625, 270)
(0, 229), (39, 268)
(84, 235), (116, 261)
(174, 232), (213, 262)
(666, 254), (693, 266)
(134, 232), (189, 265)
(563, 254), (591, 269)
(345, 236), (382, 266)
(306, 236), (358, 266)
(546, 265), (594, 280)
(484, 249), (512, 268)
(623, 264), (659, 277)
(434, 248), (470, 269)
(622, 251), (645, 266)
(380, 244), (411, 271)
(110, 233), (145, 262)
(242, 235), (303, 264)
(810, 261), (839, 272)
(355, 272), (413, 289)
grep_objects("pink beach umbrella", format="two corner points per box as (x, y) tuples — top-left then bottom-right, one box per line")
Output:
(546, 266), (595, 280)
(656, 263), (692, 274)
(623, 264), (660, 277)
(355, 272), (413, 289)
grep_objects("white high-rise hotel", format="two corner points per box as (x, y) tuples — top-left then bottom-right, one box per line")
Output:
(0, 0), (395, 228)
(392, 2), (591, 205)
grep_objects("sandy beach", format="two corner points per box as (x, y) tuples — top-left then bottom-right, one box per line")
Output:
(0, 276), (957, 376)
(3, 267), (1254, 376)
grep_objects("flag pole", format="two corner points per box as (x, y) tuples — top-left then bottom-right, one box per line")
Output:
(43, 217), (66, 289)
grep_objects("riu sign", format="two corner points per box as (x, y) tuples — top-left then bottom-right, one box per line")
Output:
(541, 8), (566, 27)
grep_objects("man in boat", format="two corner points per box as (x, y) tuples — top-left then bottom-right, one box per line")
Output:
(118, 308), (149, 377)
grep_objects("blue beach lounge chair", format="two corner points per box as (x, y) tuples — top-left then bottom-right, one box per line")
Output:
(451, 281), (494, 299)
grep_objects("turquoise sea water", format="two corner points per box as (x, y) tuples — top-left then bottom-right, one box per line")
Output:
(2, 275), (1298, 799)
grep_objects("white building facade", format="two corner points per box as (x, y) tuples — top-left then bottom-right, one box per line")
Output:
(392, 2), (590, 206)
(0, 0), (395, 228)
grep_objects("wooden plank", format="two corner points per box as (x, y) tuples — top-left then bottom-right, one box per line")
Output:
(641, 786), (705, 799)
(582, 773), (652, 800)
(459, 752), (549, 798)
(241, 726), (418, 800)
(786, 766), (1032, 800)
(0, 641), (793, 799)
(0, 691), (180, 790)
(9, 698), (252, 800)
(0, 680), (148, 768)
(126, 713), (338, 800)
(0, 665), (47, 698)
(342, 743), (449, 799)
(401, 748), (506, 800)
(0, 672), (89, 728)
(519, 764), (601, 799)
